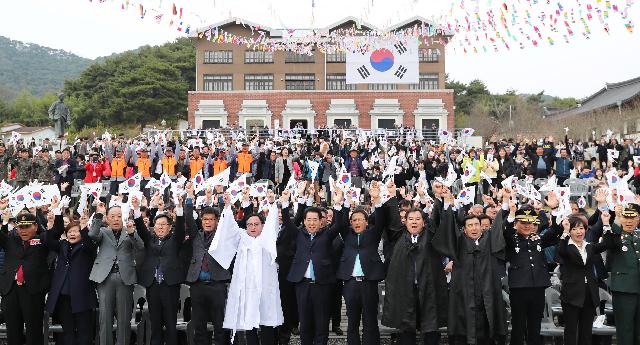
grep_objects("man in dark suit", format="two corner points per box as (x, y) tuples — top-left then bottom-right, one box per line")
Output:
(132, 187), (195, 345)
(185, 203), (231, 345)
(0, 209), (50, 345)
(281, 189), (349, 345)
(337, 181), (395, 345)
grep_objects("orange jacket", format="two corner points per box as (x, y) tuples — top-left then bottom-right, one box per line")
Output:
(136, 157), (151, 178)
(111, 158), (126, 179)
(161, 157), (177, 176)
(237, 152), (253, 174)
(189, 158), (205, 178)
(213, 159), (228, 176)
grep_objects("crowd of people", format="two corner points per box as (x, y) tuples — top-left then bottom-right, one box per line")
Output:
(0, 128), (639, 345)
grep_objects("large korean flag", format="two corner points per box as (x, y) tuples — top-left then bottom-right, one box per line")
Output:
(346, 40), (419, 84)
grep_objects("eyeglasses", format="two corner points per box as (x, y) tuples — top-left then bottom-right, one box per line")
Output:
(246, 222), (262, 227)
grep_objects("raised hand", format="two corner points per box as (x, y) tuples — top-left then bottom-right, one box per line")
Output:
(387, 180), (397, 198)
(50, 196), (60, 210)
(369, 182), (381, 201)
(280, 189), (291, 204)
(131, 196), (140, 210)
(126, 220), (135, 235)
(223, 192), (232, 208)
(561, 218), (570, 234)
(601, 211), (611, 225)
(545, 191), (559, 209)
(185, 182), (195, 198)
(594, 188), (608, 204)
(96, 202), (106, 215)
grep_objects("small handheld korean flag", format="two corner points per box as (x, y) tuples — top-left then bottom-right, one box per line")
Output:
(307, 160), (320, 182)
(119, 173), (142, 194)
(227, 174), (248, 203)
(285, 175), (298, 195)
(438, 128), (452, 141)
(539, 176), (557, 192)
(346, 39), (419, 84)
(607, 149), (619, 161)
(28, 186), (48, 207)
(80, 183), (103, 199)
(501, 175), (517, 189)
(382, 156), (399, 181)
(10, 131), (21, 144)
(605, 169), (620, 188)
(618, 189), (636, 205)
(145, 178), (161, 190)
(577, 196), (587, 209)
(250, 182), (269, 198)
(461, 162), (476, 184)
(460, 128), (475, 137)
(456, 186), (476, 206)
(348, 187), (361, 202)
(336, 171), (352, 192)
(192, 170), (205, 194)
(158, 173), (172, 192)
(0, 180), (13, 197)
(209, 167), (231, 187)
(480, 171), (493, 185)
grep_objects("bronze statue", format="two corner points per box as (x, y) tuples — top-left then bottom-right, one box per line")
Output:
(48, 92), (71, 138)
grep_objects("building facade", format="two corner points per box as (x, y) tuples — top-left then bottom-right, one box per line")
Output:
(188, 17), (454, 131)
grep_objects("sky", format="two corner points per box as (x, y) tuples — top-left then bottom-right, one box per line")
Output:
(1, 0), (639, 99)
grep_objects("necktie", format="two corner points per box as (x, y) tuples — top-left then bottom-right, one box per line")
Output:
(354, 234), (364, 276)
(16, 242), (26, 285)
(309, 234), (315, 281)
(201, 253), (209, 272)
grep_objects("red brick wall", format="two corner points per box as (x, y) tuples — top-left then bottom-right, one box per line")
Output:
(188, 90), (455, 129)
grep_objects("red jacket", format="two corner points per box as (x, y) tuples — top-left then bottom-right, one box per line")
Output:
(84, 162), (104, 183)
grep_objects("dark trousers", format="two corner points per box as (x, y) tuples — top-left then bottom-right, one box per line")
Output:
(612, 291), (640, 345)
(277, 264), (298, 345)
(557, 176), (569, 187)
(56, 295), (93, 345)
(397, 332), (439, 345)
(1, 284), (45, 345)
(190, 281), (231, 345)
(147, 282), (179, 345)
(562, 285), (595, 345)
(246, 326), (277, 345)
(295, 281), (332, 345)
(398, 285), (439, 345)
(342, 279), (380, 345)
(331, 281), (343, 330)
(509, 287), (545, 345)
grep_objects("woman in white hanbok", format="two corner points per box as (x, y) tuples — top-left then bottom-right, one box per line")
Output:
(208, 193), (283, 345)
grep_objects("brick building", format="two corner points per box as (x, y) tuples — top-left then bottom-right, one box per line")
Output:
(187, 16), (454, 131)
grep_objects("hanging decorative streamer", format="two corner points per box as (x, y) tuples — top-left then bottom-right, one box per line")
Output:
(85, 0), (637, 55)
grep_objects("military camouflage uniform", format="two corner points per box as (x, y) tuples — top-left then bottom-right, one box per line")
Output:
(32, 156), (56, 184)
(13, 157), (33, 188)
(0, 146), (13, 181)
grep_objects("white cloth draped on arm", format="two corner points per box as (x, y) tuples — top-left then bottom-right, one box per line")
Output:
(208, 203), (283, 336)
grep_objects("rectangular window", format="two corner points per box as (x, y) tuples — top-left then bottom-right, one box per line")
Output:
(326, 51), (346, 63)
(326, 74), (355, 90)
(285, 74), (315, 90)
(419, 48), (440, 63)
(285, 51), (315, 63)
(244, 74), (274, 90)
(368, 83), (398, 90)
(204, 50), (233, 64)
(409, 73), (439, 90)
(244, 50), (274, 64)
(203, 75), (233, 91)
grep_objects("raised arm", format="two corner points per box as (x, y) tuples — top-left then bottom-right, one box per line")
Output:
(89, 202), (107, 243)
(45, 212), (65, 252)
(131, 196), (151, 245)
